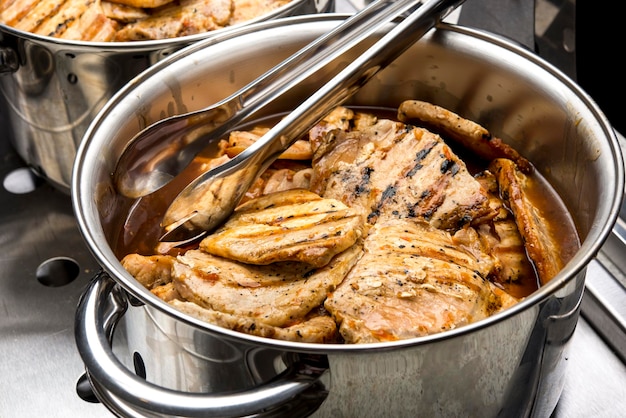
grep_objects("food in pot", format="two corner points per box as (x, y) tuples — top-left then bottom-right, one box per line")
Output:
(0, 0), (290, 41)
(117, 101), (579, 344)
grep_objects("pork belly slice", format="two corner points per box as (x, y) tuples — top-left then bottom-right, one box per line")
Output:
(113, 0), (232, 41)
(324, 218), (517, 343)
(397, 100), (533, 174)
(200, 189), (364, 267)
(489, 158), (563, 284)
(170, 300), (339, 343)
(172, 242), (362, 328)
(310, 118), (496, 230)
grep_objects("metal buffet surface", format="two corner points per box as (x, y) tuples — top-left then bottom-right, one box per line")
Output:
(1, 0), (625, 416)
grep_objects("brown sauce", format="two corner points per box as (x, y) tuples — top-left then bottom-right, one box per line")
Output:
(114, 106), (580, 300)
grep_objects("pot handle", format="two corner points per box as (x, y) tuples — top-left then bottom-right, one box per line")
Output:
(0, 47), (19, 74)
(75, 271), (328, 417)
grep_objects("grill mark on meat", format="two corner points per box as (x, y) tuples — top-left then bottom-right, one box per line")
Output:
(324, 218), (515, 343)
(311, 119), (495, 231)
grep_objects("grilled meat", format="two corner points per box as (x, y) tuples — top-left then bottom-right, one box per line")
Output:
(324, 218), (517, 343)
(397, 100), (533, 173)
(171, 299), (339, 343)
(200, 189), (365, 267)
(113, 0), (232, 41)
(1, 0), (119, 41)
(489, 158), (563, 284)
(310, 118), (496, 230)
(171, 242), (362, 328)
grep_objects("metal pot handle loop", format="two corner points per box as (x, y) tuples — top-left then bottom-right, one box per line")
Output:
(0, 46), (19, 74)
(75, 271), (327, 417)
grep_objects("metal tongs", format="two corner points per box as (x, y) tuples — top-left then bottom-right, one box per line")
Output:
(119, 0), (465, 245)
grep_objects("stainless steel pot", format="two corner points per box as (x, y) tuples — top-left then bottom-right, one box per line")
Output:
(0, 0), (331, 192)
(72, 14), (624, 418)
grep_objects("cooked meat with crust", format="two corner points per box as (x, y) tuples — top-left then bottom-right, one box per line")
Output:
(472, 170), (535, 283)
(102, 1), (149, 23)
(171, 243), (363, 327)
(199, 189), (364, 267)
(489, 158), (563, 284)
(324, 218), (517, 343)
(397, 100), (533, 174)
(1, 0), (119, 41)
(310, 118), (496, 230)
(113, 0), (232, 41)
(230, 0), (289, 25)
(224, 128), (312, 160)
(119, 102), (576, 344)
(171, 299), (339, 343)
(121, 253), (175, 289)
(107, 0), (174, 8)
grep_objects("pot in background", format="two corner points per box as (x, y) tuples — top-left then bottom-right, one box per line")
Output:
(0, 0), (332, 192)
(72, 14), (623, 417)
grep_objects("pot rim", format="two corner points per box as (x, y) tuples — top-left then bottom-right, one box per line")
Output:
(0, 0), (314, 51)
(72, 14), (625, 353)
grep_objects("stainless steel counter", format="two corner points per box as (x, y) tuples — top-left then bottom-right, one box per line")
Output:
(1, 1), (625, 416)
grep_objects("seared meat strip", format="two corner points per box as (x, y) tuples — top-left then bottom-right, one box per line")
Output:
(397, 100), (533, 173)
(489, 158), (563, 284)
(171, 242), (362, 328)
(310, 118), (496, 230)
(200, 189), (365, 267)
(324, 218), (517, 343)
(171, 299), (339, 343)
(102, 1), (149, 23)
(472, 170), (535, 283)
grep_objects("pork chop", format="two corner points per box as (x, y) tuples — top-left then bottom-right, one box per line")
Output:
(324, 218), (517, 343)
(310, 118), (496, 230)
(200, 189), (365, 267)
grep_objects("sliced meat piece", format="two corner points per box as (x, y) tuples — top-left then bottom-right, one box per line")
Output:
(224, 128), (312, 160)
(472, 170), (535, 283)
(151, 282), (181, 301)
(7, 0), (66, 32)
(229, 0), (289, 25)
(397, 100), (533, 173)
(102, 1), (149, 23)
(121, 253), (176, 289)
(310, 118), (496, 230)
(171, 300), (339, 343)
(324, 218), (517, 343)
(106, 0), (175, 8)
(200, 189), (365, 267)
(261, 167), (313, 195)
(489, 158), (563, 283)
(172, 242), (362, 327)
(309, 106), (356, 150)
(113, 0), (232, 41)
(59, 1), (119, 41)
(1, 0), (39, 26)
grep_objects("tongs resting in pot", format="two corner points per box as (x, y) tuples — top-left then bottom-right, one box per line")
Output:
(117, 0), (466, 245)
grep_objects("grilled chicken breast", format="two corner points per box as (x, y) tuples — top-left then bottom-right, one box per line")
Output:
(324, 218), (517, 343)
(310, 118), (496, 230)
(200, 189), (365, 267)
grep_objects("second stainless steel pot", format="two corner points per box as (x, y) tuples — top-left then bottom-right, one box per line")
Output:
(72, 14), (623, 418)
(0, 0), (332, 192)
